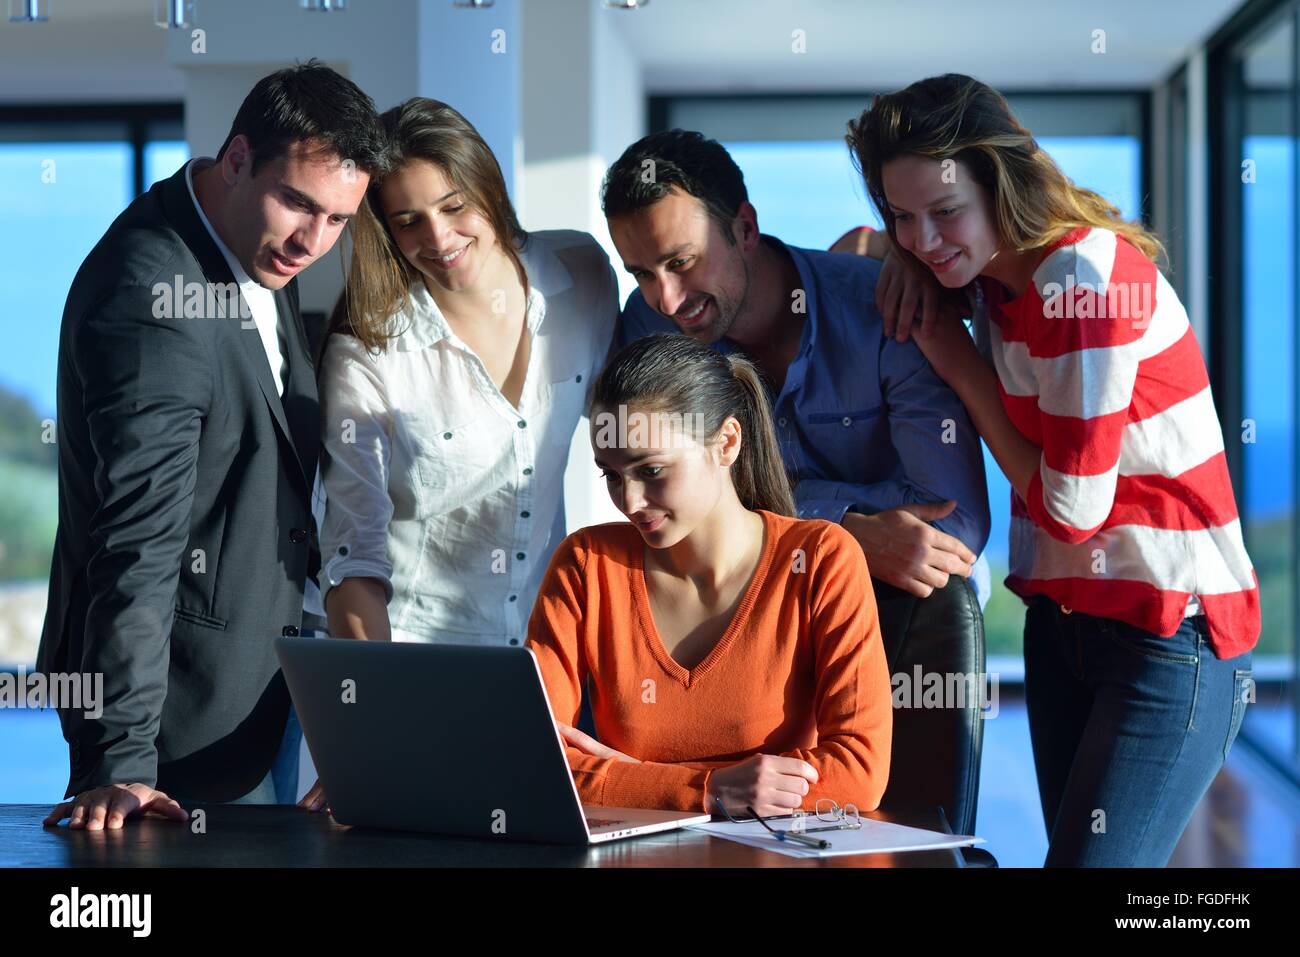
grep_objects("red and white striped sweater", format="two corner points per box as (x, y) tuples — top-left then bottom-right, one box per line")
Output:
(974, 226), (1260, 659)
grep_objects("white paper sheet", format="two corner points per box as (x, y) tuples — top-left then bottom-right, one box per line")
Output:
(685, 817), (985, 859)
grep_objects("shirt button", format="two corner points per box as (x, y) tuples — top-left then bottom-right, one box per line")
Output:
(576, 374), (583, 383)
(509, 638), (519, 646)
(522, 467), (534, 476)
(778, 417), (788, 428)
(521, 510), (530, 518)
(842, 416), (852, 427)
(282, 626), (299, 637)
(517, 420), (527, 429)
(516, 552), (525, 560)
(509, 595), (517, 602)
(443, 432), (453, 440)
(289, 528), (307, 544)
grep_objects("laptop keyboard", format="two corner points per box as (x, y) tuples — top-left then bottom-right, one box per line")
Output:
(585, 817), (626, 828)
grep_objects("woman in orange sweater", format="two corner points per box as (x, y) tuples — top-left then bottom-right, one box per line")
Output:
(525, 333), (893, 817)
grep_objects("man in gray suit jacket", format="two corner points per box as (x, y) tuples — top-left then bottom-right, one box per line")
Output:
(39, 62), (386, 829)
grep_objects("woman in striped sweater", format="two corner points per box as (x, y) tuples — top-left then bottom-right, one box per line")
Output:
(847, 74), (1259, 866)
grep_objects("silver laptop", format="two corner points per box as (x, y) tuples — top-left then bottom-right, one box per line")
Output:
(275, 637), (710, 844)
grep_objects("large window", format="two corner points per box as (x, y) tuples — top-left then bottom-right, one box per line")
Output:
(0, 105), (185, 801)
(1212, 0), (1299, 772)
(655, 91), (1148, 667)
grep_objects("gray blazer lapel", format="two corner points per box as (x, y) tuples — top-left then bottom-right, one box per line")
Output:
(273, 283), (319, 486)
(232, 307), (308, 490)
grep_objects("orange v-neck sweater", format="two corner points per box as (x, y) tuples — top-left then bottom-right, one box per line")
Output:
(525, 509), (892, 814)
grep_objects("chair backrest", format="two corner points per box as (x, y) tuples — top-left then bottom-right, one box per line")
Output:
(874, 575), (986, 837)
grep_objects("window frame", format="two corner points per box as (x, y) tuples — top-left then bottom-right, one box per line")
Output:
(0, 102), (184, 197)
(1205, 0), (1299, 774)
(650, 88), (1153, 228)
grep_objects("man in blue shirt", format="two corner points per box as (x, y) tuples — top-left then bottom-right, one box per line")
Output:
(603, 130), (990, 602)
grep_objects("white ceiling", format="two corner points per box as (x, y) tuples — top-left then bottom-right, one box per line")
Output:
(605, 0), (1246, 92)
(0, 0), (1252, 104)
(0, 0), (179, 102)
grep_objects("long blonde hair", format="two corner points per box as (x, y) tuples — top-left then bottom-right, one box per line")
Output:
(846, 74), (1164, 276)
(335, 97), (528, 352)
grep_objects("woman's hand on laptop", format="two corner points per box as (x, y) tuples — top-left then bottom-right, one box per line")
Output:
(297, 777), (331, 814)
(707, 755), (819, 819)
(557, 723), (640, 763)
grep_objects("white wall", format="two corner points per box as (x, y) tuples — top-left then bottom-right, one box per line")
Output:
(0, 5), (183, 103)
(416, 0), (521, 194)
(519, 0), (644, 284)
(519, 0), (646, 532)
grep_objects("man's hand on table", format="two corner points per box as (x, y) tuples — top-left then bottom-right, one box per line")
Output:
(44, 783), (189, 830)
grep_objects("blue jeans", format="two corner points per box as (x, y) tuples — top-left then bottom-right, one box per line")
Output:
(1023, 596), (1253, 867)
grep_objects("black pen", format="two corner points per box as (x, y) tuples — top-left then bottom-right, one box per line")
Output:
(746, 805), (831, 850)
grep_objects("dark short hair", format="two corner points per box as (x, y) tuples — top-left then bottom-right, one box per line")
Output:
(600, 129), (748, 243)
(215, 59), (387, 178)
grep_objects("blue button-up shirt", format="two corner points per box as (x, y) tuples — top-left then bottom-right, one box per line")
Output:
(617, 235), (991, 595)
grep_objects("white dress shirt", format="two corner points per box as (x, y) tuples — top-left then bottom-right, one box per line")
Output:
(317, 230), (618, 645)
(185, 157), (287, 394)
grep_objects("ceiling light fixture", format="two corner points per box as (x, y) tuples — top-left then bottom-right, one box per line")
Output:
(7, 0), (48, 23)
(154, 0), (195, 29)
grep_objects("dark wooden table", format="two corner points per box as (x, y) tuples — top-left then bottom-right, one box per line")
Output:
(0, 804), (968, 867)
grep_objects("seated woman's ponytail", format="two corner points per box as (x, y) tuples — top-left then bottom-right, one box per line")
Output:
(724, 354), (795, 516)
(591, 333), (795, 516)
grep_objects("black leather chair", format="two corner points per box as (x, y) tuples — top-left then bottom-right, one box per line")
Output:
(873, 574), (996, 866)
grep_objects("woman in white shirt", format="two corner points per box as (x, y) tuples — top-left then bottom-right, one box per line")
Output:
(314, 97), (618, 653)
